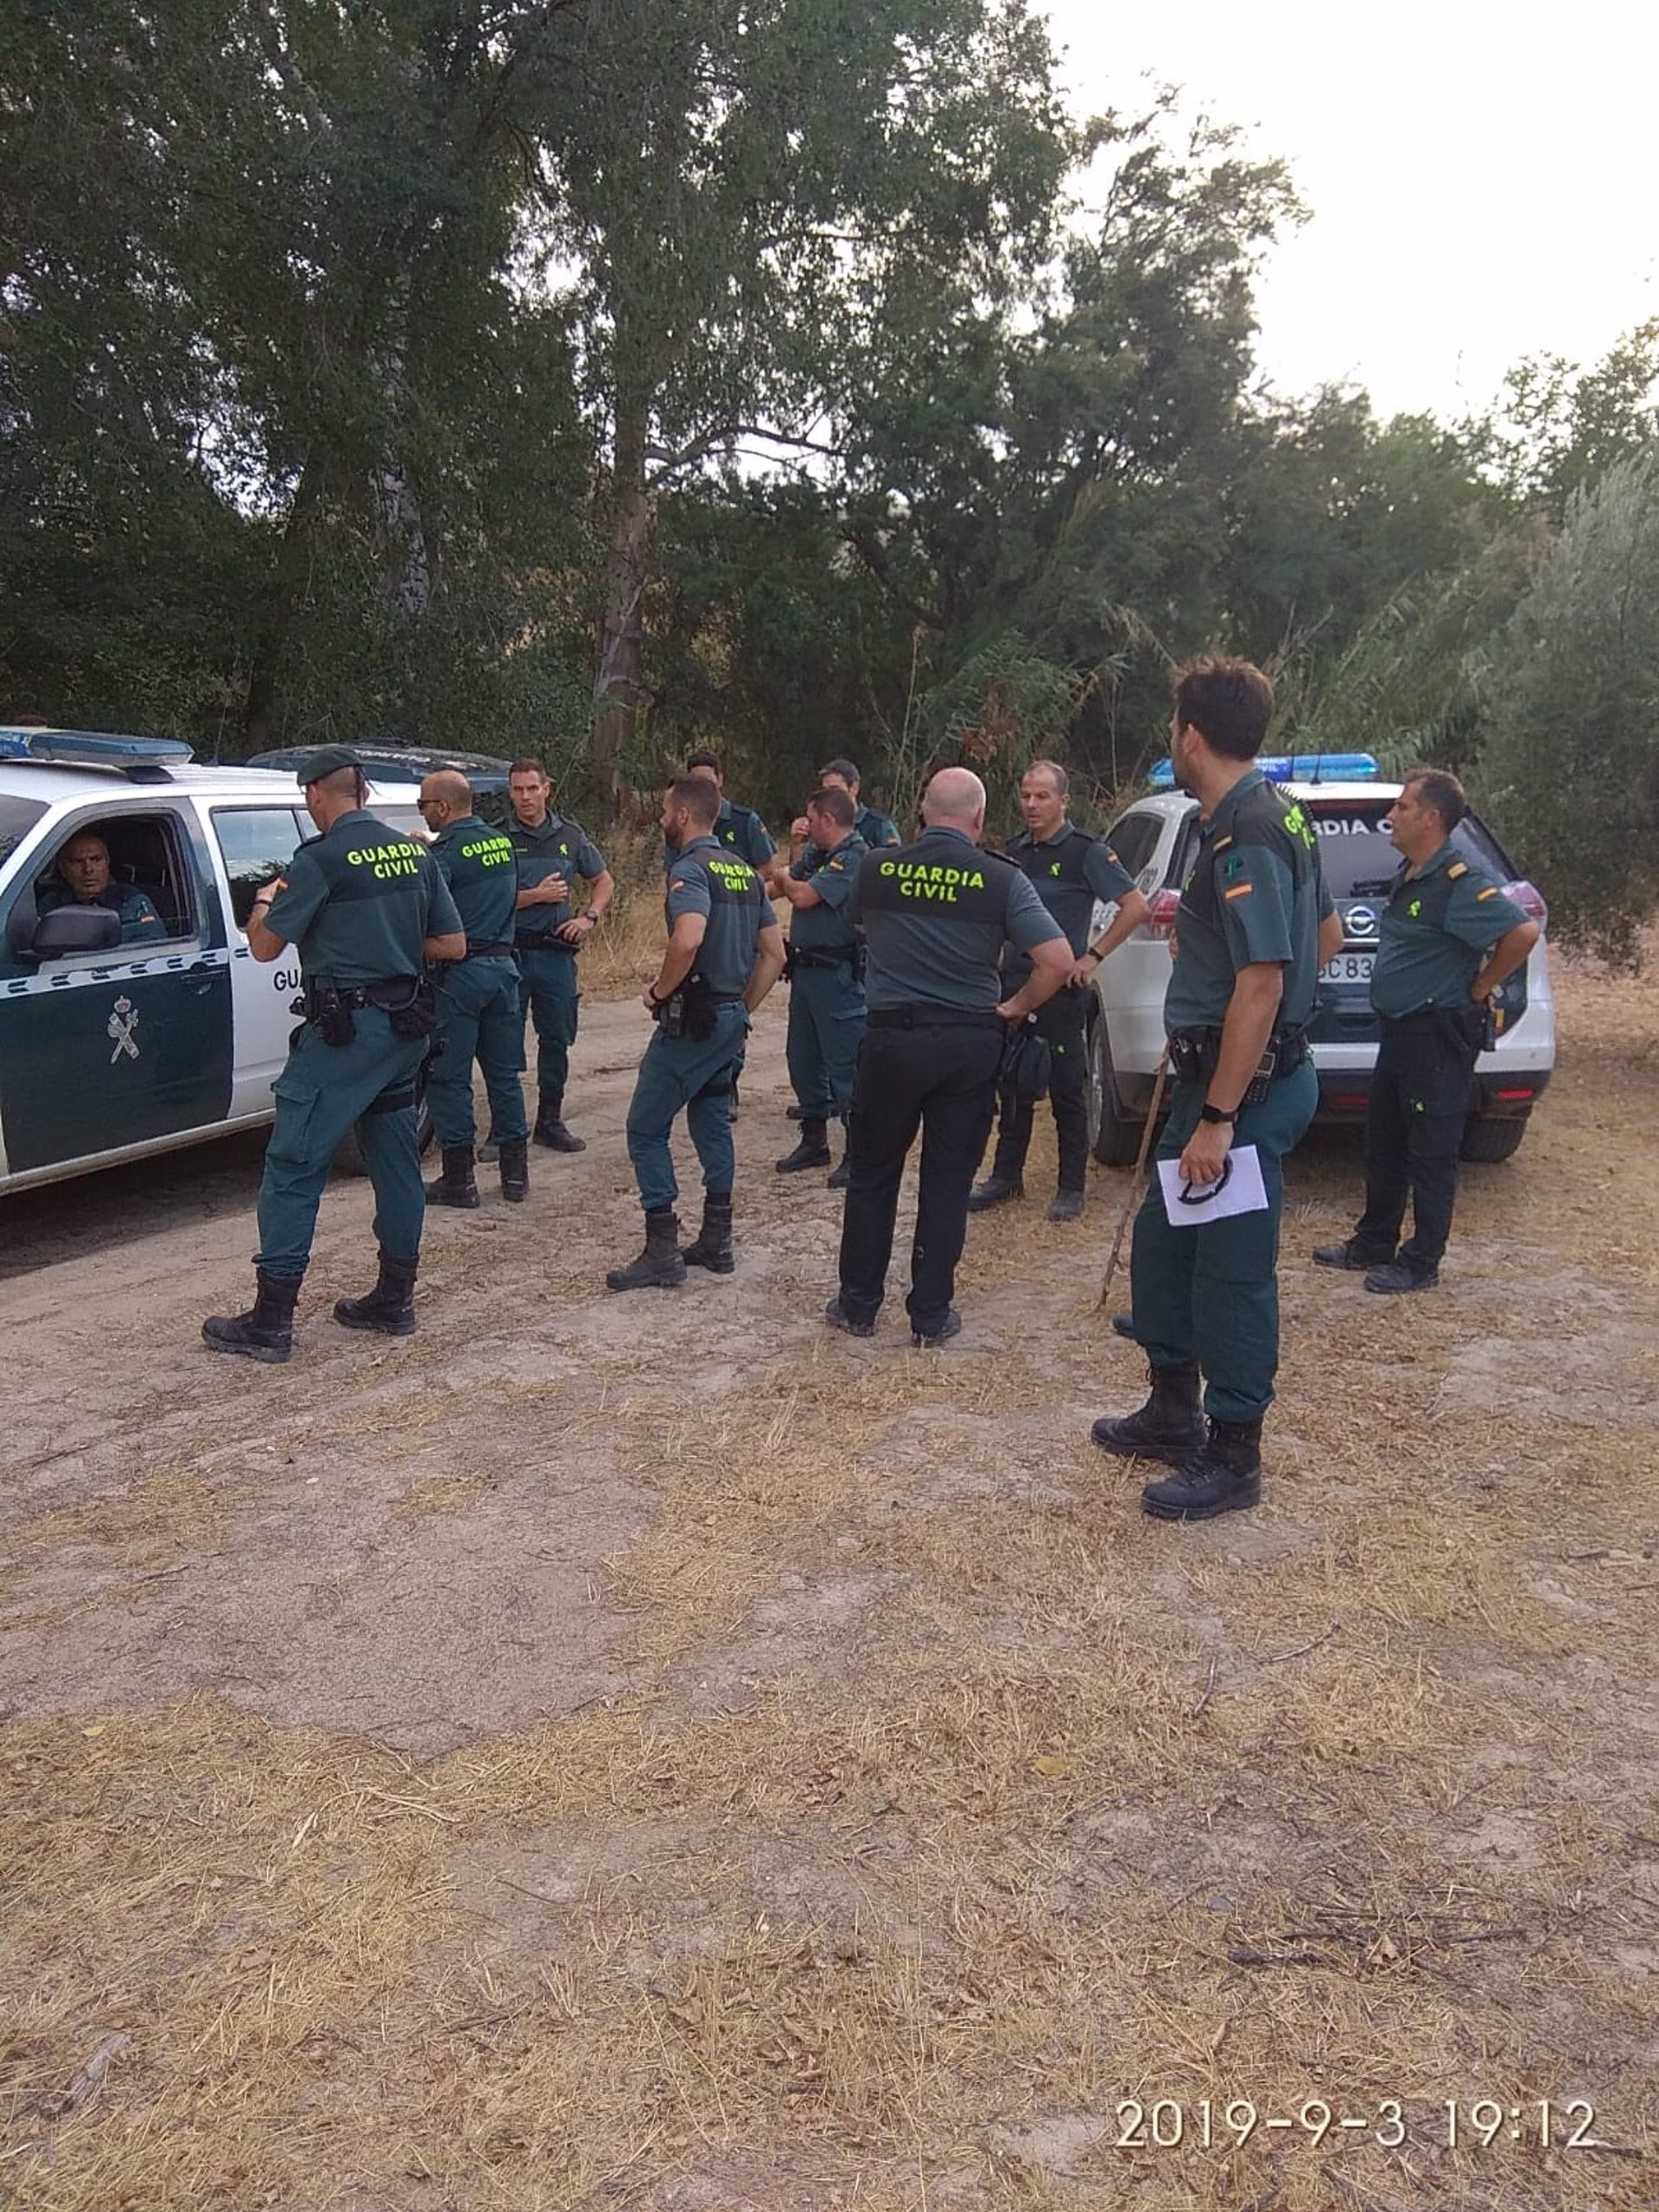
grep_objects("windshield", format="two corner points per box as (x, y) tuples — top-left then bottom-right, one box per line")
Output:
(0, 796), (48, 867)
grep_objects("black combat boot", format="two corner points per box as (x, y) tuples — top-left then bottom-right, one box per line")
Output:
(499, 1137), (530, 1204)
(1046, 1187), (1084, 1222)
(333, 1251), (418, 1336)
(826, 1154), (851, 1191)
(533, 1090), (586, 1152)
(1090, 1362), (1205, 1463)
(682, 1192), (734, 1274)
(966, 1172), (1023, 1211)
(426, 1144), (480, 1209)
(202, 1269), (301, 1363)
(606, 1207), (687, 1291)
(1110, 1312), (1136, 1342)
(776, 1118), (832, 1173)
(1141, 1418), (1263, 1520)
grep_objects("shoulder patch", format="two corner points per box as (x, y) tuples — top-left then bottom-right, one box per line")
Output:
(1447, 861), (1469, 879)
(1224, 882), (1254, 900)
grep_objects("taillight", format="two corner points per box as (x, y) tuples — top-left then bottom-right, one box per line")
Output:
(1503, 879), (1548, 927)
(1145, 889), (1181, 940)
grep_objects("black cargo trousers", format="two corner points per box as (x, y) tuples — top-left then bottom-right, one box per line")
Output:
(1352, 1004), (1484, 1273)
(988, 982), (1089, 1193)
(837, 1007), (1006, 1333)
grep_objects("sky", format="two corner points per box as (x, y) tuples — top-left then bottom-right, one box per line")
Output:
(1040, 0), (1656, 423)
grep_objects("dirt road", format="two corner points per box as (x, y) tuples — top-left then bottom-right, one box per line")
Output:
(3, 977), (1657, 2210)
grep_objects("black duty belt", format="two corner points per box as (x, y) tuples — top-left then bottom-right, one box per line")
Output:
(464, 941), (515, 960)
(1167, 1026), (1309, 1087)
(868, 1004), (1006, 1031)
(514, 934), (576, 953)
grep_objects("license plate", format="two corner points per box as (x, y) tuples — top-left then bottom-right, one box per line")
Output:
(1320, 951), (1374, 984)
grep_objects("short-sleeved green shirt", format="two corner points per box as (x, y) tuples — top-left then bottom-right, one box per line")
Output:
(854, 803), (900, 849)
(853, 826), (1066, 1011)
(665, 835), (771, 995)
(431, 814), (518, 950)
(264, 809), (461, 987)
(789, 831), (866, 953)
(1001, 821), (1138, 983)
(1370, 842), (1529, 1017)
(1165, 771), (1325, 1033)
(508, 810), (608, 944)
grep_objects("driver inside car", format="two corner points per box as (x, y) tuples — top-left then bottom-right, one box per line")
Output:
(37, 830), (168, 944)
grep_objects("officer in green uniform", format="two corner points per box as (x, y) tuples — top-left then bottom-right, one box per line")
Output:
(830, 767), (1071, 1345)
(607, 775), (785, 1290)
(1090, 660), (1338, 1519)
(500, 758), (613, 1154)
(39, 830), (167, 943)
(969, 759), (1150, 1221)
(202, 747), (465, 1362)
(767, 785), (867, 1186)
(677, 751), (776, 1122)
(817, 757), (901, 849)
(416, 770), (531, 1208)
(1314, 769), (1537, 1294)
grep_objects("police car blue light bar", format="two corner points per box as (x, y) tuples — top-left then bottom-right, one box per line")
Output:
(1147, 751), (1379, 790)
(0, 728), (195, 766)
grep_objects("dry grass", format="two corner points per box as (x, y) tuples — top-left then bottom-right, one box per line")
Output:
(3, 953), (1658, 2209)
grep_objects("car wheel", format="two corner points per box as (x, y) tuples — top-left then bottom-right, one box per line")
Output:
(1459, 1109), (1530, 1164)
(1088, 1014), (1145, 1167)
(332, 1074), (437, 1176)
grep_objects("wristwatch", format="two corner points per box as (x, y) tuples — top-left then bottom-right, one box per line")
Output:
(582, 907), (601, 924)
(1198, 1102), (1237, 1125)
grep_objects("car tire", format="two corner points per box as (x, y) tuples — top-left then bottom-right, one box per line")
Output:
(332, 1082), (437, 1176)
(1088, 1014), (1146, 1167)
(1459, 1109), (1530, 1164)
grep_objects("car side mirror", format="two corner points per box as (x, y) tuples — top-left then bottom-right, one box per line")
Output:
(30, 905), (123, 959)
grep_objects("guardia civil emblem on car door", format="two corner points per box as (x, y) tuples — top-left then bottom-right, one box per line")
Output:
(107, 995), (141, 1063)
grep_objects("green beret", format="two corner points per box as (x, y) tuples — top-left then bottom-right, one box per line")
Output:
(295, 745), (365, 785)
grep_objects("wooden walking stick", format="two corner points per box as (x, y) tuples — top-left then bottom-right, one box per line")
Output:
(1096, 1044), (1169, 1312)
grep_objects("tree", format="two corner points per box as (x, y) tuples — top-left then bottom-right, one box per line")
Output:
(1481, 449), (1659, 960)
(523, 0), (1071, 806)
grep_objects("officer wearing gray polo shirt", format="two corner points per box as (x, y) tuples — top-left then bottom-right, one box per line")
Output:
(828, 767), (1071, 1347)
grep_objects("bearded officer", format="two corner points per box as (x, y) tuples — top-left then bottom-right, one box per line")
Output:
(203, 747), (465, 1362)
(968, 759), (1150, 1222)
(828, 767), (1071, 1345)
(1089, 660), (1335, 1519)
(416, 770), (531, 1208)
(607, 775), (785, 1289)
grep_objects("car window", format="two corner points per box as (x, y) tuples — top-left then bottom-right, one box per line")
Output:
(1104, 809), (1160, 883)
(1305, 800), (1401, 897)
(211, 806), (307, 928)
(33, 810), (200, 942)
(369, 803), (428, 841)
(0, 796), (48, 865)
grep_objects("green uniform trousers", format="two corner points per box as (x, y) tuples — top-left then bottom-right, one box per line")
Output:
(625, 1001), (748, 1212)
(255, 1010), (429, 1279)
(785, 961), (865, 1118)
(515, 943), (580, 1098)
(1131, 1059), (1318, 1423)
(428, 955), (529, 1147)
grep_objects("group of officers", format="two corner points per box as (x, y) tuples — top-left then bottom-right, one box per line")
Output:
(202, 660), (1539, 1525)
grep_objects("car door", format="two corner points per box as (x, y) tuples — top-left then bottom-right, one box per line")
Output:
(207, 803), (310, 1115)
(0, 802), (233, 1174)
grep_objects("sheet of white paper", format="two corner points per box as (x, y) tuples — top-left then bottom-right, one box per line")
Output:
(1157, 1142), (1269, 1228)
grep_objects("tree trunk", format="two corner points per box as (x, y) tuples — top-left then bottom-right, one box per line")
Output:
(242, 443), (341, 750)
(592, 391), (653, 818)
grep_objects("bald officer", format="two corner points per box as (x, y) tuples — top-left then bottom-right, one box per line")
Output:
(829, 767), (1071, 1346)
(416, 770), (531, 1207)
(203, 747), (464, 1362)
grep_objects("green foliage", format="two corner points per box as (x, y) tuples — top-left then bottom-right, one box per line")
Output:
(1475, 321), (1659, 514)
(1480, 450), (1659, 961)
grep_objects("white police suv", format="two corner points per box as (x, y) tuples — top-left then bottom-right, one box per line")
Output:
(1084, 753), (1554, 1167)
(0, 728), (431, 1197)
